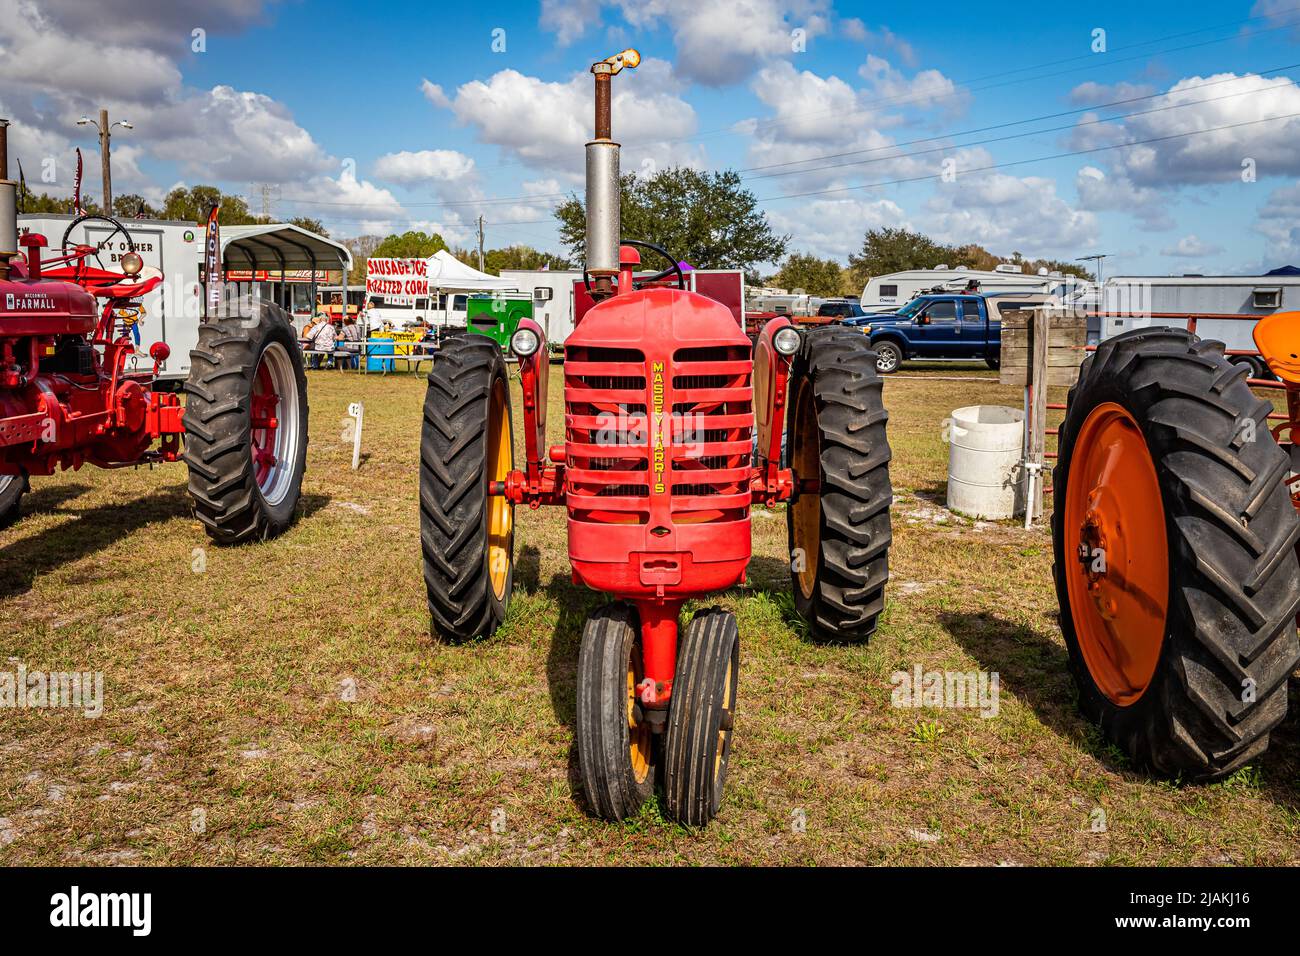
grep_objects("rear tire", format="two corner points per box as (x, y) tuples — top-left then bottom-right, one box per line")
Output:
(576, 603), (655, 821)
(0, 474), (27, 529)
(985, 353), (1001, 371)
(420, 331), (515, 640)
(787, 326), (893, 642)
(663, 607), (739, 827)
(183, 299), (309, 544)
(1053, 327), (1300, 781)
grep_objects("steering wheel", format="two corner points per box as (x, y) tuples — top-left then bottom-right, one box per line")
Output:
(584, 238), (687, 294)
(60, 213), (137, 273)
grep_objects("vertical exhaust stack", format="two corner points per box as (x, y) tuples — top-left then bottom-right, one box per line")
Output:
(0, 119), (16, 282)
(585, 49), (639, 300)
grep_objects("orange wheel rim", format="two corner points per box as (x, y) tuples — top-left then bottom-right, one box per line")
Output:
(1064, 402), (1169, 706)
(486, 379), (512, 601)
(791, 377), (821, 600)
(627, 652), (651, 784)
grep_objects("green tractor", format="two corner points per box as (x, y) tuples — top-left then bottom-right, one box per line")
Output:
(466, 294), (532, 350)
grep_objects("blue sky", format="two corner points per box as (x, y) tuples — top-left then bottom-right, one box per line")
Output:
(3, 0), (1300, 275)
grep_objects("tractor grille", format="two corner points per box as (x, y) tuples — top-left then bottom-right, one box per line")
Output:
(565, 346), (651, 524)
(669, 345), (753, 524)
(564, 344), (753, 526)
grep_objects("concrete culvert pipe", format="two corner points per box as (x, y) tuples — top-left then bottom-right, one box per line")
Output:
(946, 405), (1026, 520)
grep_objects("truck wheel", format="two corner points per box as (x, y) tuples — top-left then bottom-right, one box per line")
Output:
(985, 353), (1001, 371)
(183, 299), (309, 544)
(0, 474), (27, 529)
(663, 607), (739, 827)
(786, 327), (893, 642)
(873, 340), (902, 374)
(576, 603), (655, 820)
(420, 331), (514, 640)
(1053, 328), (1300, 781)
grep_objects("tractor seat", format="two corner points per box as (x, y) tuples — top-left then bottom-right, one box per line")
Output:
(1252, 312), (1300, 385)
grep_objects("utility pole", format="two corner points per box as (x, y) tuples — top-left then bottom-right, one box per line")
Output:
(476, 215), (485, 272)
(77, 110), (132, 215)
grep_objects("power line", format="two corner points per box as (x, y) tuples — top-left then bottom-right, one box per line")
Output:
(753, 109), (1300, 204)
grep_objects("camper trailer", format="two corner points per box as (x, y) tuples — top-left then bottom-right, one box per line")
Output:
(498, 269), (584, 345)
(860, 264), (1092, 312)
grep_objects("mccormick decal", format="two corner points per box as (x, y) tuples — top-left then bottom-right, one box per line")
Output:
(3, 292), (57, 311)
(651, 361), (667, 494)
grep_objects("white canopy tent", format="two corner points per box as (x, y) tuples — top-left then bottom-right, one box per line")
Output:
(425, 249), (514, 292)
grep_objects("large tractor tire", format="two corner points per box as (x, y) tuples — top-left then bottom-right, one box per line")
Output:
(1053, 327), (1300, 781)
(576, 603), (655, 820)
(420, 331), (515, 640)
(663, 607), (740, 826)
(786, 326), (893, 642)
(0, 474), (27, 529)
(183, 299), (309, 544)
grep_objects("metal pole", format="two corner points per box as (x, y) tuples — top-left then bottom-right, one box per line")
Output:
(99, 108), (112, 214)
(477, 214), (485, 272)
(0, 118), (14, 282)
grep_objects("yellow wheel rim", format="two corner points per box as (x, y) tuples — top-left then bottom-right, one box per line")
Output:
(627, 651), (651, 784)
(714, 657), (734, 782)
(790, 377), (821, 600)
(487, 379), (513, 601)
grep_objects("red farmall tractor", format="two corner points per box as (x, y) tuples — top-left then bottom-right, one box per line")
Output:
(1052, 314), (1300, 779)
(418, 52), (894, 825)
(0, 120), (308, 541)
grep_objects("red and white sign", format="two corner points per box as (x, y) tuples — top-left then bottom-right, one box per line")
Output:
(366, 258), (428, 298)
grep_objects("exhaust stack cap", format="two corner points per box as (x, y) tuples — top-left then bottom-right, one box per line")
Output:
(585, 51), (639, 283)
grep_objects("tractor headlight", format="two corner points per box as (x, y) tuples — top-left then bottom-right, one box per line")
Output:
(120, 252), (144, 276)
(510, 327), (540, 358)
(772, 326), (801, 356)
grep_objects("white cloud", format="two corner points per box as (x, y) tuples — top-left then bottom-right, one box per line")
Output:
(420, 80), (451, 110)
(373, 150), (476, 185)
(840, 20), (917, 67)
(859, 55), (967, 117)
(1074, 165), (1174, 231)
(282, 170), (407, 237)
(1255, 182), (1300, 261)
(1067, 81), (1158, 107)
(539, 0), (605, 45)
(1161, 234), (1224, 257)
(765, 196), (908, 262)
(429, 59), (702, 179)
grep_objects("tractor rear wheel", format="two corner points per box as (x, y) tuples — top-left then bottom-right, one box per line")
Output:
(787, 326), (893, 642)
(420, 331), (515, 640)
(183, 299), (309, 544)
(0, 474), (27, 529)
(576, 603), (655, 820)
(663, 607), (739, 826)
(1053, 327), (1300, 781)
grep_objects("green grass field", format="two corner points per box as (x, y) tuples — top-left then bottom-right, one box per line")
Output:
(1, 360), (1297, 865)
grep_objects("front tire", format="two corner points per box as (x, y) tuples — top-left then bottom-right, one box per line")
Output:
(787, 327), (893, 642)
(183, 299), (309, 544)
(0, 474), (27, 529)
(873, 340), (903, 374)
(663, 607), (739, 827)
(420, 331), (515, 640)
(1053, 327), (1300, 781)
(576, 603), (655, 821)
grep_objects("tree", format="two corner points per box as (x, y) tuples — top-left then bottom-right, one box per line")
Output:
(846, 227), (950, 289)
(288, 216), (328, 237)
(555, 167), (787, 275)
(370, 230), (448, 259)
(341, 234), (384, 285)
(112, 194), (160, 219)
(451, 244), (573, 275)
(162, 186), (263, 226)
(773, 252), (845, 297)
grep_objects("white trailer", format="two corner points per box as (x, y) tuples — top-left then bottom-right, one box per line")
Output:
(18, 213), (204, 381)
(861, 264), (1092, 311)
(498, 269), (584, 344)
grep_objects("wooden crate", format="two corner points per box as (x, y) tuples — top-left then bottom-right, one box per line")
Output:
(998, 309), (1088, 387)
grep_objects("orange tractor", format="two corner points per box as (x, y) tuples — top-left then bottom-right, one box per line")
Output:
(1053, 314), (1300, 779)
(417, 51), (893, 824)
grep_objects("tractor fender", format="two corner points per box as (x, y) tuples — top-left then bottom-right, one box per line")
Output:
(753, 315), (794, 467)
(515, 317), (549, 461)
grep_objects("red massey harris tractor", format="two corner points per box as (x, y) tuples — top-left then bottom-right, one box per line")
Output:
(1052, 314), (1300, 780)
(417, 51), (894, 825)
(0, 121), (308, 541)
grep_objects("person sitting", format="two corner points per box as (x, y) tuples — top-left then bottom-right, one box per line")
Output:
(306, 316), (337, 368)
(339, 316), (362, 369)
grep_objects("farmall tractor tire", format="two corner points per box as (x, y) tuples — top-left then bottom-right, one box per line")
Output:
(576, 603), (656, 820)
(786, 326), (893, 642)
(183, 300), (309, 544)
(663, 607), (740, 827)
(420, 331), (514, 641)
(1053, 327), (1300, 781)
(0, 474), (27, 529)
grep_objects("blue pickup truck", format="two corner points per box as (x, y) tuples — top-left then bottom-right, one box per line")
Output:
(843, 293), (1046, 374)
